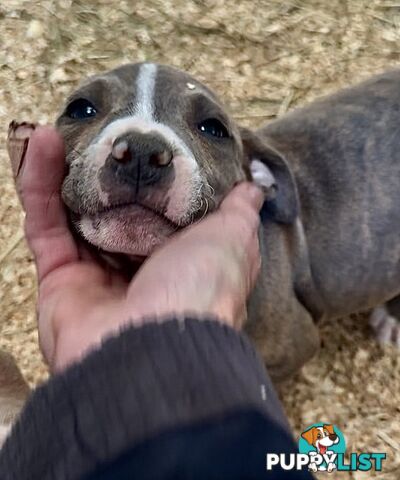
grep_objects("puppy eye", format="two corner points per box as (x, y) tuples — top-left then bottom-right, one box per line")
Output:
(65, 98), (97, 120)
(198, 118), (229, 139)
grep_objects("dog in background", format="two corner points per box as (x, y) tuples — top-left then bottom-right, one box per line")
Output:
(0, 351), (29, 448)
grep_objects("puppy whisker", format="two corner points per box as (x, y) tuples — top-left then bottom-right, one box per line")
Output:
(199, 198), (209, 221)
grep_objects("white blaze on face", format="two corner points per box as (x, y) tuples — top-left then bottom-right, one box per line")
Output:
(84, 62), (203, 224)
(132, 62), (157, 117)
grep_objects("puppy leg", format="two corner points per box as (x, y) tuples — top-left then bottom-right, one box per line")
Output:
(246, 222), (321, 381)
(0, 350), (30, 448)
(246, 258), (320, 381)
(369, 297), (400, 348)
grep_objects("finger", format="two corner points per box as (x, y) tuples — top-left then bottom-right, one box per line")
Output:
(220, 182), (264, 214)
(219, 200), (261, 240)
(248, 232), (262, 287)
(19, 126), (80, 282)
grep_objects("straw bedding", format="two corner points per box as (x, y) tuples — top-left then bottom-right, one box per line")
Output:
(0, 1), (399, 477)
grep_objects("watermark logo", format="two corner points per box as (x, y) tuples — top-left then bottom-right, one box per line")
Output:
(266, 423), (386, 473)
(299, 423), (346, 473)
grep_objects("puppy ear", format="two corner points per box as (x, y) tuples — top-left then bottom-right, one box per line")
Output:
(324, 424), (335, 435)
(240, 127), (298, 224)
(301, 427), (316, 446)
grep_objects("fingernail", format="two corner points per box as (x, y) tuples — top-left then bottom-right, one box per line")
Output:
(7, 121), (37, 179)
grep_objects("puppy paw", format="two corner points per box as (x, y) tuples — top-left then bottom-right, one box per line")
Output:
(0, 424), (11, 449)
(369, 306), (400, 348)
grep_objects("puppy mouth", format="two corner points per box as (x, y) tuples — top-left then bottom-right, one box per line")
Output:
(71, 198), (183, 231)
(92, 201), (181, 229)
(67, 190), (207, 257)
(72, 201), (183, 257)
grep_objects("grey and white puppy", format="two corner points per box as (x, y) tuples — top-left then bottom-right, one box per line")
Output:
(56, 63), (400, 380)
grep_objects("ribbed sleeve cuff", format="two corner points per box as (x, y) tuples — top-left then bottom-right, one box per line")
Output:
(0, 318), (289, 480)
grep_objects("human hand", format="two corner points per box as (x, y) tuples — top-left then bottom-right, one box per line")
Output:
(8, 124), (263, 372)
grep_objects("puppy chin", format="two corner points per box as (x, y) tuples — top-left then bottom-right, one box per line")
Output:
(76, 205), (177, 256)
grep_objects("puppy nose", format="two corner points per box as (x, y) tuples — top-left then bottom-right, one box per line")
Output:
(149, 150), (173, 167)
(329, 434), (337, 441)
(112, 140), (131, 164)
(111, 132), (173, 168)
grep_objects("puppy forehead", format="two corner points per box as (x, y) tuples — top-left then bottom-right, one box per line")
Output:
(153, 63), (219, 102)
(77, 62), (218, 112)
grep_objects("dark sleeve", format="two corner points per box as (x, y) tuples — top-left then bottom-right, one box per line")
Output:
(0, 318), (313, 480)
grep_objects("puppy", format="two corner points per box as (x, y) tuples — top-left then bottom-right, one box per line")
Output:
(0, 351), (29, 448)
(301, 424), (339, 472)
(9, 64), (400, 381)
(56, 63), (400, 379)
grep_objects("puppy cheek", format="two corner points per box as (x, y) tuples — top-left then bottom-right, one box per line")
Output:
(62, 153), (111, 214)
(215, 164), (248, 207)
(165, 154), (203, 222)
(61, 175), (80, 213)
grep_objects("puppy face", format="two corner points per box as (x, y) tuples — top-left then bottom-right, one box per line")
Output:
(57, 62), (297, 256)
(301, 424), (339, 453)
